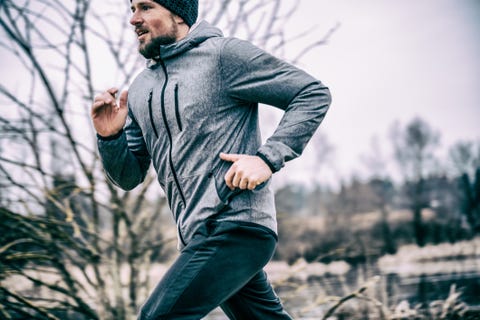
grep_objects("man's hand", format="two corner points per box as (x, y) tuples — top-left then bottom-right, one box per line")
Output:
(91, 88), (128, 137)
(220, 153), (272, 190)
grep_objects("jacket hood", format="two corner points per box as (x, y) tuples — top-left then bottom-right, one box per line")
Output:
(150, 20), (223, 63)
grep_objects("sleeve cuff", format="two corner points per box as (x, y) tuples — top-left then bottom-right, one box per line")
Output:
(97, 129), (124, 141)
(256, 151), (277, 173)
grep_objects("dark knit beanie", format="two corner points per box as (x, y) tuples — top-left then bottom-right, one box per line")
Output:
(154, 0), (198, 27)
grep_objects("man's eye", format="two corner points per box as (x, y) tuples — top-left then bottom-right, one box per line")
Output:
(142, 5), (151, 11)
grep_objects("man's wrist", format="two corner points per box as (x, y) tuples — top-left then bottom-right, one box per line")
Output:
(255, 151), (277, 173)
(97, 129), (124, 141)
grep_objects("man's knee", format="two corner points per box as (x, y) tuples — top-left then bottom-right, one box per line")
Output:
(137, 305), (163, 320)
(137, 308), (151, 320)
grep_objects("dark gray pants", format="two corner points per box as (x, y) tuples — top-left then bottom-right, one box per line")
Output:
(138, 220), (292, 320)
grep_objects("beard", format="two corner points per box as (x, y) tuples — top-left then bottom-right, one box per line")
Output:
(139, 15), (179, 59)
(139, 34), (177, 59)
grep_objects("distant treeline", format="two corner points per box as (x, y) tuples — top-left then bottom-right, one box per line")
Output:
(274, 166), (480, 264)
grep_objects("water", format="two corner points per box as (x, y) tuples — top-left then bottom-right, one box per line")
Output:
(204, 258), (480, 319)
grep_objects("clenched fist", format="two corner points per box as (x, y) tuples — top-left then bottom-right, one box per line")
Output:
(91, 88), (128, 138)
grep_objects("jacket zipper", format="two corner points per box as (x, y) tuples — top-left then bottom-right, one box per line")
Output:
(158, 60), (187, 225)
(174, 84), (183, 131)
(147, 90), (158, 138)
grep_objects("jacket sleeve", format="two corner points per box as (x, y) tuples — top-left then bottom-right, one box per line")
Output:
(219, 38), (332, 172)
(96, 107), (151, 190)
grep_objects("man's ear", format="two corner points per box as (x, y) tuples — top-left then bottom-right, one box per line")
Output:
(173, 14), (186, 25)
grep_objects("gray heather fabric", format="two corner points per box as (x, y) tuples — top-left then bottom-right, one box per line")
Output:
(97, 21), (331, 248)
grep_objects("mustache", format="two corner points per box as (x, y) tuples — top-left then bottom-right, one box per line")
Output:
(135, 27), (148, 36)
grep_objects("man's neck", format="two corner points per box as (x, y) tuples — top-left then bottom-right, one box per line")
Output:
(176, 24), (190, 42)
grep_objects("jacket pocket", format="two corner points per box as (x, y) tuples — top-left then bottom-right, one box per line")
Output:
(174, 84), (183, 132)
(212, 161), (243, 205)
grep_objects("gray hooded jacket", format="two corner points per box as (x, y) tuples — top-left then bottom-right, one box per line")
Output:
(97, 21), (331, 248)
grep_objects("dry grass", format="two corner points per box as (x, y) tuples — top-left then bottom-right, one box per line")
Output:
(3, 229), (478, 319)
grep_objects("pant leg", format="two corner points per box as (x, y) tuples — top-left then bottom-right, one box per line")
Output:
(137, 221), (278, 320)
(220, 270), (293, 320)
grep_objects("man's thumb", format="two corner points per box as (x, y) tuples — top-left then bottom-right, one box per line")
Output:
(219, 152), (240, 162)
(119, 90), (128, 108)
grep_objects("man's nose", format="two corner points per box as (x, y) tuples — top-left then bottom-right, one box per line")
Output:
(130, 12), (142, 26)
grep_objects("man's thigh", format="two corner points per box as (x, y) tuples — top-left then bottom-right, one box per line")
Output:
(138, 221), (277, 320)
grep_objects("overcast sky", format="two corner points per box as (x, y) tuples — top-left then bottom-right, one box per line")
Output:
(275, 0), (480, 185)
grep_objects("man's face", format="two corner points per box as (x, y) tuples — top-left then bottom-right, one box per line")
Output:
(130, 0), (179, 59)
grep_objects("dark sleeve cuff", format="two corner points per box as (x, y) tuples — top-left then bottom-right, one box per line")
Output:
(256, 151), (277, 173)
(97, 129), (124, 141)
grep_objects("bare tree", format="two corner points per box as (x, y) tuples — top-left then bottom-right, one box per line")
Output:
(361, 136), (396, 254)
(0, 0), (335, 319)
(201, 0), (339, 62)
(449, 140), (480, 233)
(0, 0), (175, 318)
(449, 140), (480, 181)
(390, 117), (441, 246)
